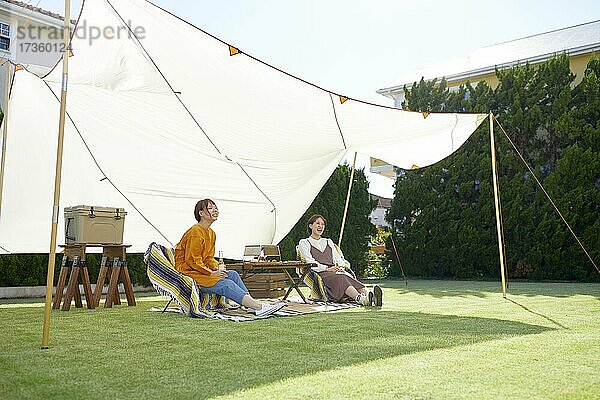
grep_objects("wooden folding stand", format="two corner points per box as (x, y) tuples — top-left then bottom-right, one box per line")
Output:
(93, 245), (136, 308)
(53, 244), (95, 310)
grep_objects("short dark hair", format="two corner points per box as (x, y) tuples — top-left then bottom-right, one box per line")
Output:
(307, 214), (326, 234)
(194, 198), (217, 222)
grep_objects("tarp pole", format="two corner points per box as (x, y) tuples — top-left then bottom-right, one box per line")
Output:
(489, 112), (507, 298)
(42, 0), (71, 349)
(338, 151), (357, 247)
(389, 231), (408, 286)
(0, 62), (11, 220)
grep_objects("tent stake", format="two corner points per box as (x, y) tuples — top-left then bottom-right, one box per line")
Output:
(489, 112), (507, 298)
(0, 62), (11, 220)
(338, 151), (357, 247)
(42, 0), (71, 349)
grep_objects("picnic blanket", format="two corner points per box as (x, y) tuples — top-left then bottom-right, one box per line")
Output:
(150, 297), (360, 322)
(145, 242), (360, 322)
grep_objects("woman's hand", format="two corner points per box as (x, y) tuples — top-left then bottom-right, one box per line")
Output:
(210, 269), (227, 278)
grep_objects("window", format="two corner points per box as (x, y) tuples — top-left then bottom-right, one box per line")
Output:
(0, 23), (9, 36)
(0, 36), (9, 51)
(0, 23), (10, 51)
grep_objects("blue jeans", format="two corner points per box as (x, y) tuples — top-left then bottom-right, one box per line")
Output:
(201, 270), (249, 305)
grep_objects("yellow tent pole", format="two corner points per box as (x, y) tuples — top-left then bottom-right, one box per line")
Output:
(489, 112), (507, 298)
(0, 62), (12, 220)
(338, 151), (357, 247)
(42, 0), (71, 349)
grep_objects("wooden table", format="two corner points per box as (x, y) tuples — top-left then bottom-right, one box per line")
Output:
(227, 261), (316, 303)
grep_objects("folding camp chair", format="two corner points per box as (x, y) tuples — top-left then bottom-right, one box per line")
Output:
(144, 242), (228, 317)
(295, 244), (356, 302)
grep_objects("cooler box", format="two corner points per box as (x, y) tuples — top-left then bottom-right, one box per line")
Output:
(64, 205), (126, 245)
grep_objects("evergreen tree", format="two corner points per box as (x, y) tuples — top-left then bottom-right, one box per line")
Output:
(278, 164), (376, 277)
(386, 54), (599, 282)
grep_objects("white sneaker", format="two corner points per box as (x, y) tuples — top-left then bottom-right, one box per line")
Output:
(356, 293), (370, 306)
(255, 302), (285, 318)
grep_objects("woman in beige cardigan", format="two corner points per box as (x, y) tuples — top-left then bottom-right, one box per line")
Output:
(298, 214), (382, 306)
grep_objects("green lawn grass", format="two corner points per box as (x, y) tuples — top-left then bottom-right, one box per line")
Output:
(0, 279), (598, 399)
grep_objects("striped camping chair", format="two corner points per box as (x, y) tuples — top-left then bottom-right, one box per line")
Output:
(144, 242), (228, 318)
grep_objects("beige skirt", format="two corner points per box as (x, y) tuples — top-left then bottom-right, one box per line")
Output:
(318, 270), (365, 302)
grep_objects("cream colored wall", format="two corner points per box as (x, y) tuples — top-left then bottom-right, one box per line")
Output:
(570, 53), (596, 86)
(446, 52), (597, 90)
(448, 72), (499, 90)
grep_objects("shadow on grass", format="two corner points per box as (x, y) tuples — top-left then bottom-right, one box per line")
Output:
(506, 298), (569, 329)
(0, 305), (552, 399)
(379, 279), (600, 300)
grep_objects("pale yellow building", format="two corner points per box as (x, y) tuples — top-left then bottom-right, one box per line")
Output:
(373, 20), (600, 178)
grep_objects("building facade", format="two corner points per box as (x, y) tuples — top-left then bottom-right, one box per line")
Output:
(372, 20), (600, 177)
(0, 0), (72, 109)
(369, 193), (392, 228)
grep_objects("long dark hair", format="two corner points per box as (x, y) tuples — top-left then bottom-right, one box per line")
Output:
(194, 198), (217, 222)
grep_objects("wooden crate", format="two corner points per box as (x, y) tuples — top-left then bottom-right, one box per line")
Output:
(248, 287), (287, 299)
(243, 272), (287, 299)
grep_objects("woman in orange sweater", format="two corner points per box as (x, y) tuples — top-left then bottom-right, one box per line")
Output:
(175, 198), (284, 318)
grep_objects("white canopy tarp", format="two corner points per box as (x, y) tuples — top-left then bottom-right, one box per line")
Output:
(0, 0), (486, 257)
